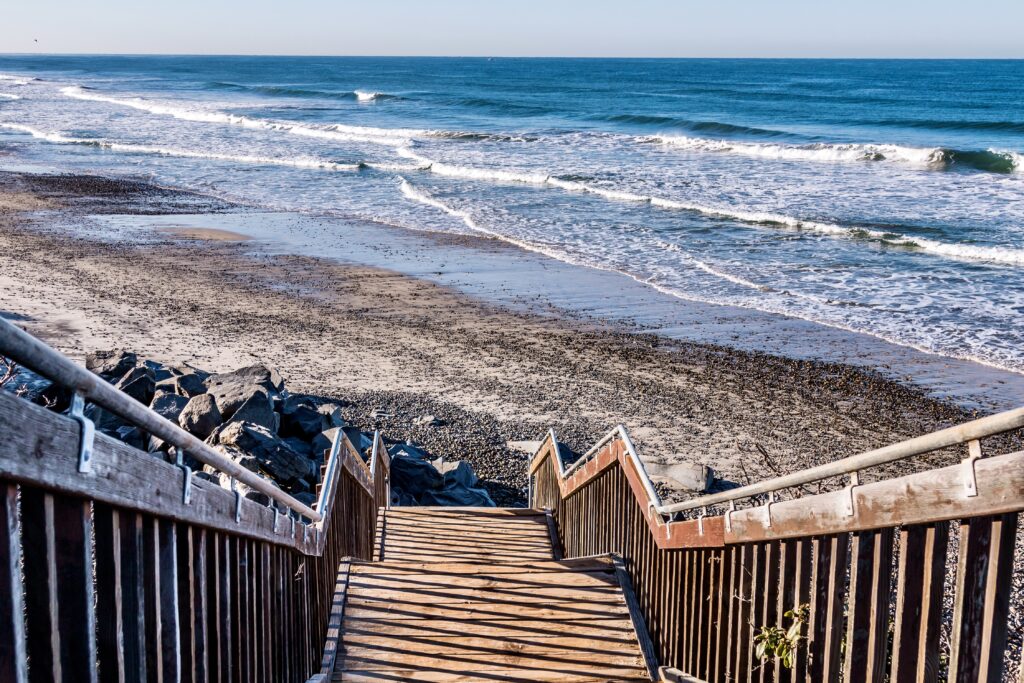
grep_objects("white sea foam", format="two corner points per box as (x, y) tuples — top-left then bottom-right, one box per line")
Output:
(0, 94), (19, 100)
(0, 74), (32, 86)
(394, 147), (1024, 266)
(645, 134), (946, 166)
(0, 123), (361, 171)
(60, 86), (415, 147)
(354, 90), (384, 102)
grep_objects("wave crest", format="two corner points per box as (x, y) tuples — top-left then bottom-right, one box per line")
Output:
(645, 134), (1022, 174)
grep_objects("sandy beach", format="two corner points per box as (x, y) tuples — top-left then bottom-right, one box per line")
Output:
(0, 170), (980, 505)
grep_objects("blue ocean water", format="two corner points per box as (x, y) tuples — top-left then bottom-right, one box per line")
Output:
(1, 56), (1022, 372)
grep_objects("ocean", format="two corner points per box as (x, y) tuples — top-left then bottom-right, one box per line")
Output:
(1, 56), (1022, 374)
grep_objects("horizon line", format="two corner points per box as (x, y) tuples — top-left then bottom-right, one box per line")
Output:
(2, 52), (1023, 61)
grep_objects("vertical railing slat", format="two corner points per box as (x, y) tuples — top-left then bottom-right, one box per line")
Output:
(949, 513), (1018, 683)
(844, 528), (894, 683)
(0, 483), (27, 683)
(95, 504), (125, 683)
(21, 487), (61, 683)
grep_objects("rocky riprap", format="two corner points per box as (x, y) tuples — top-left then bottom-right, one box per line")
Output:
(31, 349), (496, 511)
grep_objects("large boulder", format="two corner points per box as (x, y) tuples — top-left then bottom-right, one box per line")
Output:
(421, 483), (495, 507)
(204, 365), (284, 418)
(282, 405), (322, 439)
(312, 427), (342, 455)
(114, 366), (155, 405)
(223, 390), (277, 433)
(431, 459), (478, 488)
(318, 403), (345, 429)
(150, 392), (189, 423)
(178, 394), (222, 439)
(389, 454), (443, 494)
(218, 422), (309, 487)
(86, 349), (137, 382)
(174, 373), (207, 398)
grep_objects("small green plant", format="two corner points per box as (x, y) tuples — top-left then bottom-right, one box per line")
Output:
(753, 604), (809, 669)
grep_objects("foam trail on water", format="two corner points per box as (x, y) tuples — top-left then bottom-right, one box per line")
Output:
(645, 134), (1022, 174)
(0, 74), (32, 86)
(0, 94), (19, 100)
(60, 86), (416, 146)
(398, 148), (1024, 266)
(0, 123), (362, 171)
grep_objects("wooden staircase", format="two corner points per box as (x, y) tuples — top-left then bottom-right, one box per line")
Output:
(331, 508), (654, 682)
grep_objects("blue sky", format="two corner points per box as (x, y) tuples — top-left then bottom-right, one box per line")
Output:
(2, 0), (1022, 58)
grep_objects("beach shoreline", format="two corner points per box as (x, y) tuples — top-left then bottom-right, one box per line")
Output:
(0, 169), (1007, 503)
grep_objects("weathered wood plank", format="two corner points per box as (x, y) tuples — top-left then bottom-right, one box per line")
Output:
(21, 486), (60, 683)
(0, 391), (316, 553)
(95, 504), (125, 683)
(844, 528), (893, 683)
(727, 449), (1024, 543)
(0, 483), (27, 683)
(949, 513), (1018, 683)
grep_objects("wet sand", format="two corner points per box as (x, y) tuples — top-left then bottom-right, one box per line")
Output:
(0, 170), (992, 506)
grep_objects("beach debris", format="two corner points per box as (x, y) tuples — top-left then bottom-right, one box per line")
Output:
(412, 414), (441, 427)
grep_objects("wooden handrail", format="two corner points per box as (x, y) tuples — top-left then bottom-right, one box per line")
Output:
(0, 317), (321, 521)
(529, 411), (1024, 682)
(656, 404), (1024, 515)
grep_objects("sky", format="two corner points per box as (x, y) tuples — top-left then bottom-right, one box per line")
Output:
(2, 0), (1022, 58)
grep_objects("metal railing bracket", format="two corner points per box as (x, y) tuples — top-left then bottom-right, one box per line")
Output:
(70, 392), (95, 473)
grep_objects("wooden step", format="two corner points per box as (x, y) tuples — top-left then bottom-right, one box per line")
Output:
(332, 508), (653, 682)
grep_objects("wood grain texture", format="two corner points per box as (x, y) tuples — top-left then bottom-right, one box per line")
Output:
(333, 509), (651, 682)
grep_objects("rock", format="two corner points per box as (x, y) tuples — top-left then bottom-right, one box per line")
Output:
(113, 425), (148, 452)
(644, 461), (714, 493)
(205, 378), (268, 421)
(421, 483), (495, 507)
(392, 490), (418, 507)
(318, 403), (345, 429)
(389, 454), (443, 494)
(150, 392), (189, 423)
(388, 442), (430, 460)
(142, 360), (173, 382)
(371, 408), (392, 420)
(175, 373), (207, 398)
(283, 437), (314, 459)
(431, 459), (478, 488)
(218, 422), (309, 486)
(413, 414), (441, 427)
(203, 362), (284, 405)
(178, 394), (222, 439)
(506, 440), (543, 454)
(114, 366), (155, 405)
(312, 427), (342, 455)
(84, 404), (128, 433)
(86, 349), (137, 382)
(281, 402), (324, 440)
(224, 390), (277, 433)
(171, 363), (210, 382)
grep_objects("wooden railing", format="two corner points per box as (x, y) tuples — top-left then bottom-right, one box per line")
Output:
(529, 411), (1024, 683)
(0, 323), (390, 682)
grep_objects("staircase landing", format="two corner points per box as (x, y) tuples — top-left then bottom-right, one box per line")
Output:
(333, 508), (652, 682)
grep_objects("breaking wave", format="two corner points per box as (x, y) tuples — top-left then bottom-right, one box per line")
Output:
(60, 86), (417, 146)
(0, 123), (362, 171)
(0, 74), (33, 86)
(394, 147), (1024, 265)
(0, 94), (19, 101)
(645, 134), (1022, 174)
